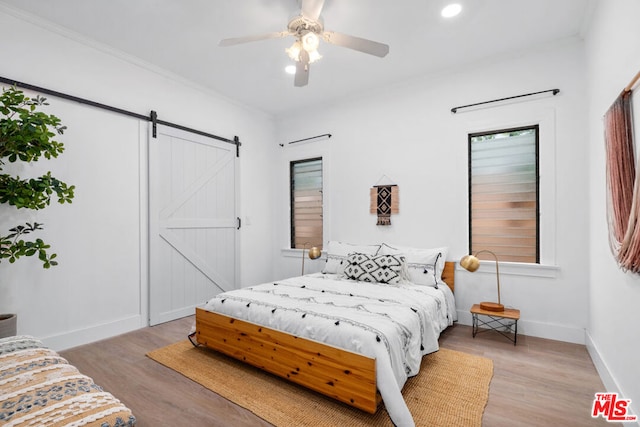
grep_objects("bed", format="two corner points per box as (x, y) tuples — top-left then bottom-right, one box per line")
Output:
(193, 242), (456, 427)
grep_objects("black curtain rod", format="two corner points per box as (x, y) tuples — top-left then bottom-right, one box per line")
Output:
(451, 89), (560, 114)
(279, 133), (332, 147)
(0, 76), (240, 154)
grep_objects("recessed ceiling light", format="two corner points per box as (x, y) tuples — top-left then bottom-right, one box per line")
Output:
(285, 65), (296, 75)
(441, 3), (462, 18)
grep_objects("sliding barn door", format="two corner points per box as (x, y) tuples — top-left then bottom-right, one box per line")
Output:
(149, 125), (238, 325)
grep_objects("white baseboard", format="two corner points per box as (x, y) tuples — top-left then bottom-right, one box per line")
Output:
(456, 310), (586, 344)
(41, 314), (145, 352)
(586, 332), (639, 427)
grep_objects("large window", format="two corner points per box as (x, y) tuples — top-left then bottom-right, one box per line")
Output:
(290, 157), (323, 250)
(468, 126), (539, 263)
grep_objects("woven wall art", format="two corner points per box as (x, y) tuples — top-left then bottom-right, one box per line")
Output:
(605, 89), (640, 272)
(370, 184), (399, 225)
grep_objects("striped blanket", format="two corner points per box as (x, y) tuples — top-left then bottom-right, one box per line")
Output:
(0, 335), (135, 427)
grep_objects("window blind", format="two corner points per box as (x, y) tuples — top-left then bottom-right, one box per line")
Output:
(469, 127), (539, 263)
(290, 158), (323, 249)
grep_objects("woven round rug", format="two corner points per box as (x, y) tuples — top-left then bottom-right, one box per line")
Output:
(147, 340), (493, 426)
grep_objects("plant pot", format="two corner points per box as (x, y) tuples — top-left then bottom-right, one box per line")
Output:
(0, 313), (17, 338)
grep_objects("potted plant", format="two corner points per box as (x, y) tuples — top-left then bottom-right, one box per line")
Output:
(0, 86), (75, 338)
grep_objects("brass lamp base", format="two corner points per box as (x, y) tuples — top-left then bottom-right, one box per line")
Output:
(480, 302), (505, 312)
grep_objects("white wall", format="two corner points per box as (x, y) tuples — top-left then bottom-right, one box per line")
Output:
(275, 37), (591, 344)
(0, 7), (277, 350)
(585, 0), (640, 422)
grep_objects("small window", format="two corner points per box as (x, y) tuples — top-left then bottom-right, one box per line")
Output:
(290, 158), (323, 250)
(468, 126), (539, 263)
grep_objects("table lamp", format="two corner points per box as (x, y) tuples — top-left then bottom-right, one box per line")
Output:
(302, 243), (321, 275)
(460, 250), (504, 312)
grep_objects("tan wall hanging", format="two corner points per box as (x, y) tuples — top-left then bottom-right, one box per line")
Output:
(370, 183), (399, 226)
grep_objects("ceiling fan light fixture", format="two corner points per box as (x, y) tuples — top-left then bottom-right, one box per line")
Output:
(286, 41), (302, 61)
(307, 49), (322, 63)
(301, 31), (320, 52)
(222, 0), (388, 87)
(287, 35), (322, 64)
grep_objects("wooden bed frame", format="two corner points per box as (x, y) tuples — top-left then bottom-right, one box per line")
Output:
(194, 261), (455, 414)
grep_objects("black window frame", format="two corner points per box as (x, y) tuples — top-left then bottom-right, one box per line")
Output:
(290, 156), (323, 249)
(467, 125), (540, 263)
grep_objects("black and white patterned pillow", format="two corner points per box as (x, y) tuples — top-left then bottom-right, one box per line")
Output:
(344, 253), (405, 284)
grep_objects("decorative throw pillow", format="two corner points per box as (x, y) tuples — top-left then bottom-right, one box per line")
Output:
(343, 253), (405, 284)
(322, 241), (381, 275)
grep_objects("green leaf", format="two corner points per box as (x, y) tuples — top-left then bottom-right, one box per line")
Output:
(0, 87), (73, 269)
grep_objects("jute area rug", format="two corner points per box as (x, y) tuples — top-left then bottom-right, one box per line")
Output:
(147, 340), (493, 427)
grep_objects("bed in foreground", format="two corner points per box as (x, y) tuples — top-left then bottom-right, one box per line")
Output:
(0, 335), (136, 426)
(193, 243), (455, 427)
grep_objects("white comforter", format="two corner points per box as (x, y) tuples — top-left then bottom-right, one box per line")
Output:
(201, 273), (456, 427)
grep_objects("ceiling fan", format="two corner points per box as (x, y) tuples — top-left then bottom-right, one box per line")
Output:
(219, 0), (390, 87)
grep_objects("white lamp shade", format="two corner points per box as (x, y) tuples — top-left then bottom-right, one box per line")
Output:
(286, 41), (302, 61)
(301, 32), (320, 51)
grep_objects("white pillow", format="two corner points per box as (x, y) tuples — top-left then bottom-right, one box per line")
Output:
(322, 241), (381, 275)
(378, 243), (448, 286)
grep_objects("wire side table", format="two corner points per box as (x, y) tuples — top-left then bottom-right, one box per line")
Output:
(470, 304), (520, 345)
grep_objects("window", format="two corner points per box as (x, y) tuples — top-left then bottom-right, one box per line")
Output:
(468, 126), (539, 263)
(290, 157), (323, 250)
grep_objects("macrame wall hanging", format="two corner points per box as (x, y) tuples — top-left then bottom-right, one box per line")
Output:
(604, 67), (640, 272)
(605, 89), (640, 272)
(370, 175), (399, 226)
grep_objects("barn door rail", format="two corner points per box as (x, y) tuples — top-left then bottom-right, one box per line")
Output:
(0, 75), (241, 156)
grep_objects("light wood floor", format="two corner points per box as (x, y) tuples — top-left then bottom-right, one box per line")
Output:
(60, 317), (608, 426)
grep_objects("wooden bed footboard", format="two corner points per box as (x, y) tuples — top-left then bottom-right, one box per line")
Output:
(195, 307), (380, 413)
(194, 261), (455, 414)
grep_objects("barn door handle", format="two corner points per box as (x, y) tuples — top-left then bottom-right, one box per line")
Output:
(237, 217), (241, 230)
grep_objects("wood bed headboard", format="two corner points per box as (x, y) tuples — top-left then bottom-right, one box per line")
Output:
(442, 261), (455, 293)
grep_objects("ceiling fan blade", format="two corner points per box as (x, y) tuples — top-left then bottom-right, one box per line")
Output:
(294, 50), (310, 87)
(219, 31), (291, 47)
(300, 0), (325, 21)
(322, 31), (389, 57)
